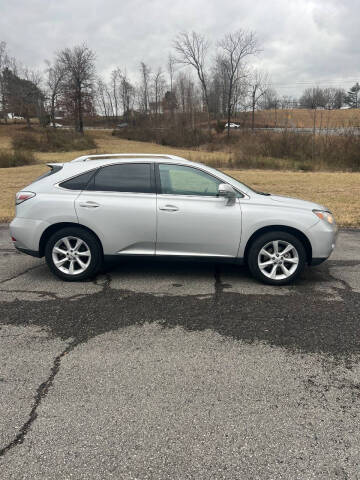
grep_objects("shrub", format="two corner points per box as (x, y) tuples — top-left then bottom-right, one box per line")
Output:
(113, 126), (212, 148)
(11, 129), (97, 152)
(40, 129), (97, 151)
(0, 149), (36, 168)
(12, 132), (41, 150)
(205, 129), (360, 171)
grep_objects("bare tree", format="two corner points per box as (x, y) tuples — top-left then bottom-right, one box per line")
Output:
(218, 30), (258, 136)
(119, 71), (135, 120)
(299, 87), (327, 110)
(110, 68), (122, 120)
(152, 67), (166, 115)
(249, 70), (268, 130)
(0, 42), (16, 123)
(167, 54), (176, 92)
(57, 44), (96, 133)
(95, 77), (112, 118)
(0, 41), (8, 122)
(174, 31), (210, 125)
(45, 60), (65, 127)
(139, 62), (151, 113)
(322, 87), (346, 110)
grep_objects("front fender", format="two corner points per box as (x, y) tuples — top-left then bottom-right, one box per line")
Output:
(238, 203), (319, 257)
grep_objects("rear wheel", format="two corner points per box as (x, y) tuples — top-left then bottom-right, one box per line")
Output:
(45, 227), (102, 281)
(247, 231), (306, 285)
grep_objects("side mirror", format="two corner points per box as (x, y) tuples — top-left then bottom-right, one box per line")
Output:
(218, 183), (236, 205)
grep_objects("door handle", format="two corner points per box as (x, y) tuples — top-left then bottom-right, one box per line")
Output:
(79, 201), (100, 208)
(159, 204), (179, 212)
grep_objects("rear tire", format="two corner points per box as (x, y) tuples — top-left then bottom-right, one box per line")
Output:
(247, 231), (306, 285)
(45, 227), (102, 281)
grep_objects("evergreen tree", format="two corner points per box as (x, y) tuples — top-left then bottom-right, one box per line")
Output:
(3, 68), (44, 126)
(345, 82), (360, 108)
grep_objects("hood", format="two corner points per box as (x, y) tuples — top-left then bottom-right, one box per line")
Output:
(268, 194), (327, 211)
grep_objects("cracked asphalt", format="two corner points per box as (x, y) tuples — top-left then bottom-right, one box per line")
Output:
(0, 224), (359, 479)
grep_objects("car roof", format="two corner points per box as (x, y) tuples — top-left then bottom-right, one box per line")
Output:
(52, 153), (201, 174)
(70, 153), (190, 166)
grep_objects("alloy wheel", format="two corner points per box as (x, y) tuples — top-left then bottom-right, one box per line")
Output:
(52, 236), (91, 275)
(257, 240), (299, 280)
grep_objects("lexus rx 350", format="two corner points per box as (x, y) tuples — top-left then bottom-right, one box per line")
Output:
(10, 154), (337, 285)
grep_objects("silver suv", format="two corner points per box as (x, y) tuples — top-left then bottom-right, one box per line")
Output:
(10, 154), (337, 285)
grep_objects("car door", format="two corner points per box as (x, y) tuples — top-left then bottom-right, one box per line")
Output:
(75, 162), (157, 255)
(155, 163), (242, 257)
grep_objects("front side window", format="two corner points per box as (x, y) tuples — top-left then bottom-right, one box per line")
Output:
(158, 164), (221, 196)
(87, 163), (153, 193)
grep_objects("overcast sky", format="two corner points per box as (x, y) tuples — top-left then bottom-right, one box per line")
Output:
(1, 0), (359, 96)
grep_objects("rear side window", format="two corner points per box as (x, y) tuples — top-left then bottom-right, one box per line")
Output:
(87, 163), (153, 193)
(60, 170), (97, 190)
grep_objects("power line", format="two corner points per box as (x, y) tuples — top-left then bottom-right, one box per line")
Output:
(263, 77), (360, 89)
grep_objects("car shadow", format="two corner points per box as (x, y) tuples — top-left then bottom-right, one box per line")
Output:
(1, 255), (359, 357)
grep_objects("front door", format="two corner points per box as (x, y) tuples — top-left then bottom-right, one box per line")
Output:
(75, 162), (157, 255)
(155, 163), (242, 257)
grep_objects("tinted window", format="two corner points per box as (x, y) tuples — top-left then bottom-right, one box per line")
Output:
(88, 163), (152, 193)
(158, 164), (221, 196)
(60, 170), (96, 190)
(34, 165), (63, 183)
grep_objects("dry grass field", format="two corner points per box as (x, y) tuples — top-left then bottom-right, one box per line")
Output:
(0, 125), (359, 226)
(240, 108), (360, 129)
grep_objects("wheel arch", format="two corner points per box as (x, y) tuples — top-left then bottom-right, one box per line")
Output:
(39, 222), (104, 257)
(244, 225), (312, 264)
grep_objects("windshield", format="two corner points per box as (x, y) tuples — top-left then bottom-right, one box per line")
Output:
(210, 167), (270, 195)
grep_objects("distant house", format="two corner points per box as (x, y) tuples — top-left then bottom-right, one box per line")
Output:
(8, 113), (24, 120)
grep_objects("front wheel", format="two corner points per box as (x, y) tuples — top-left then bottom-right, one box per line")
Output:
(247, 231), (306, 285)
(45, 227), (102, 281)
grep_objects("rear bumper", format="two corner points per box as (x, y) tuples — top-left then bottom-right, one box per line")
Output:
(15, 246), (41, 257)
(10, 217), (49, 254)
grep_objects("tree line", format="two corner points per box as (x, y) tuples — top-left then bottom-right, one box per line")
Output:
(0, 35), (359, 136)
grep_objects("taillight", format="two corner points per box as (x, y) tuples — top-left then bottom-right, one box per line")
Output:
(16, 191), (36, 205)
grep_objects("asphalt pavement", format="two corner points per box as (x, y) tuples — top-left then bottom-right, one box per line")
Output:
(0, 224), (359, 479)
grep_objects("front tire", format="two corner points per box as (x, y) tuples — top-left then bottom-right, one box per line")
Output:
(247, 231), (306, 285)
(45, 227), (102, 281)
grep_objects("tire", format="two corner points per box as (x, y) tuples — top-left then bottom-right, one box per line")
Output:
(45, 227), (103, 281)
(247, 231), (306, 285)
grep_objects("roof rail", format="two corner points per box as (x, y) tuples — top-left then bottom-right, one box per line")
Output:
(71, 153), (187, 163)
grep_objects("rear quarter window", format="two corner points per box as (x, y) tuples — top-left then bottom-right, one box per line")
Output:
(59, 170), (97, 190)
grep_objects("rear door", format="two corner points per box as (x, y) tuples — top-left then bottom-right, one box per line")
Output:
(75, 162), (157, 255)
(155, 163), (242, 257)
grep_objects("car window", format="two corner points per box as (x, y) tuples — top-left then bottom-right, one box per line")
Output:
(60, 169), (97, 190)
(158, 164), (221, 196)
(34, 165), (63, 184)
(87, 163), (152, 193)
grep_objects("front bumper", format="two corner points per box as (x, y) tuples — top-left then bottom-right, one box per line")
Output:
(307, 219), (338, 264)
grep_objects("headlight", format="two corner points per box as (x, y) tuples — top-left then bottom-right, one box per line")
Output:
(313, 209), (335, 225)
